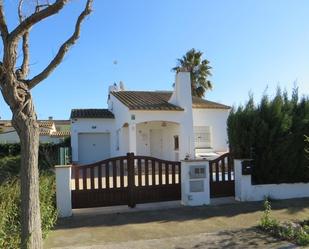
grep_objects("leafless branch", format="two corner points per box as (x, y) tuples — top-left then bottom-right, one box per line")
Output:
(17, 0), (30, 78)
(0, 1), (9, 43)
(27, 0), (93, 89)
(10, 0), (68, 44)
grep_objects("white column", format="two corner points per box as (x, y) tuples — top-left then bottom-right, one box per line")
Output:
(179, 123), (195, 160)
(169, 72), (195, 160)
(234, 159), (252, 202)
(181, 160), (210, 206)
(55, 165), (72, 217)
(128, 123), (137, 154)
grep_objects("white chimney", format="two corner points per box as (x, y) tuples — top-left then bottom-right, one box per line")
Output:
(108, 82), (119, 93)
(169, 71), (195, 160)
(168, 71), (193, 110)
(119, 81), (125, 91)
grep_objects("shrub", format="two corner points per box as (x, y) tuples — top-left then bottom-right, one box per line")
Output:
(0, 143), (71, 170)
(0, 173), (57, 249)
(228, 87), (309, 184)
(259, 199), (309, 246)
(296, 227), (309, 246)
(259, 199), (279, 231)
(0, 156), (21, 183)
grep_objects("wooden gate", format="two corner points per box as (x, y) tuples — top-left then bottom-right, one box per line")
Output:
(71, 153), (181, 209)
(209, 153), (235, 198)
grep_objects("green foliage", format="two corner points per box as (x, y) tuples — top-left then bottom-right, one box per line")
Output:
(0, 156), (21, 183)
(259, 199), (279, 231)
(227, 87), (309, 184)
(0, 173), (57, 249)
(296, 227), (309, 246)
(0, 178), (20, 248)
(173, 48), (212, 97)
(259, 199), (309, 246)
(0, 143), (71, 171)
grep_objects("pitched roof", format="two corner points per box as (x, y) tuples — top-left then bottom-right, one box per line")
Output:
(0, 120), (70, 127)
(50, 131), (71, 137)
(111, 91), (230, 110)
(112, 91), (183, 111)
(191, 96), (231, 109)
(70, 109), (115, 119)
(39, 121), (54, 128)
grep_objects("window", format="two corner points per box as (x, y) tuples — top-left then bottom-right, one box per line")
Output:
(174, 135), (179, 150)
(116, 129), (120, 151)
(194, 126), (211, 148)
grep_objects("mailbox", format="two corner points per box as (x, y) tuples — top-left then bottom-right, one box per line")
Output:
(189, 180), (204, 192)
(241, 160), (253, 175)
(189, 165), (206, 179)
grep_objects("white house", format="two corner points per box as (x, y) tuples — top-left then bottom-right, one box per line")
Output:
(0, 119), (70, 144)
(71, 72), (231, 165)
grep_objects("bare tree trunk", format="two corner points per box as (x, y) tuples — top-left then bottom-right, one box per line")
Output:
(0, 2), (93, 248)
(12, 104), (42, 249)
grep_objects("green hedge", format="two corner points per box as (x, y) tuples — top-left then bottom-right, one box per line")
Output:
(227, 88), (309, 184)
(0, 173), (57, 249)
(0, 139), (71, 170)
(0, 156), (21, 183)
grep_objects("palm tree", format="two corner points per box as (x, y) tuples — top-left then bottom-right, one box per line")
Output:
(173, 48), (212, 98)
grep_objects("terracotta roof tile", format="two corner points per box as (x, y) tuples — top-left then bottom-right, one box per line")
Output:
(191, 96), (231, 109)
(111, 91), (230, 110)
(50, 131), (71, 137)
(39, 121), (54, 128)
(112, 91), (183, 111)
(70, 109), (115, 119)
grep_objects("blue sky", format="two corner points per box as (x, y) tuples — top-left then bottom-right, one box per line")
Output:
(0, 0), (308, 120)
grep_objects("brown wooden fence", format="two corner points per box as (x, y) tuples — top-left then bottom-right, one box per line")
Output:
(71, 153), (181, 208)
(209, 153), (235, 198)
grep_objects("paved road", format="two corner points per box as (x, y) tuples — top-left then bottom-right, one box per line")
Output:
(44, 198), (309, 249)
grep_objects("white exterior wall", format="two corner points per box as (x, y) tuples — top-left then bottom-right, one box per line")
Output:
(40, 136), (64, 144)
(0, 131), (65, 144)
(136, 121), (179, 161)
(71, 118), (116, 162)
(192, 108), (230, 152)
(55, 165), (72, 217)
(108, 73), (196, 161)
(108, 95), (131, 156)
(235, 159), (309, 201)
(128, 110), (193, 160)
(72, 72), (230, 162)
(0, 131), (20, 143)
(181, 160), (210, 206)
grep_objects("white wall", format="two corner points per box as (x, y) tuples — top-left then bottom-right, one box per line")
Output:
(0, 131), (65, 144)
(55, 165), (72, 217)
(235, 159), (309, 201)
(192, 108), (230, 152)
(74, 71), (228, 162)
(136, 121), (179, 161)
(40, 136), (64, 144)
(0, 131), (20, 143)
(71, 118), (116, 163)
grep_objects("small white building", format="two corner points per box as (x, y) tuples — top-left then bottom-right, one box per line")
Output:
(0, 119), (70, 144)
(71, 72), (231, 164)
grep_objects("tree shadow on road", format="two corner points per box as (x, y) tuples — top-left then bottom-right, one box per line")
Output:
(175, 228), (297, 249)
(55, 198), (309, 230)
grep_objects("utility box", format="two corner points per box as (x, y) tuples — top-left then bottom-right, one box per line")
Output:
(181, 160), (210, 206)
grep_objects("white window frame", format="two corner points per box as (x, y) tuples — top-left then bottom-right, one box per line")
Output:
(193, 126), (212, 149)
